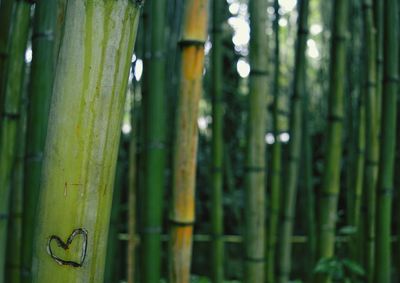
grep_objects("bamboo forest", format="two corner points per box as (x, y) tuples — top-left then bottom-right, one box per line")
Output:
(0, 0), (400, 282)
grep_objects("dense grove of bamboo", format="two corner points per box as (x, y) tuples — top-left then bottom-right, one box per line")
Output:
(1, 1), (400, 282)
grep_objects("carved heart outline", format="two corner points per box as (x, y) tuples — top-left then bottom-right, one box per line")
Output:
(47, 228), (88, 267)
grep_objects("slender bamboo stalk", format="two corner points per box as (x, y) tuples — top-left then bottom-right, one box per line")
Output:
(31, 1), (142, 282)
(0, 0), (16, 116)
(5, 67), (28, 283)
(266, 1), (281, 282)
(301, 92), (316, 281)
(244, 0), (268, 281)
(315, 0), (348, 282)
(127, 87), (139, 283)
(277, 0), (310, 282)
(211, 0), (224, 281)
(104, 142), (126, 283)
(21, 0), (65, 280)
(374, 0), (398, 281)
(362, 1), (379, 281)
(168, 0), (208, 282)
(141, 0), (167, 281)
(373, 0), (383, 125)
(0, 1), (30, 281)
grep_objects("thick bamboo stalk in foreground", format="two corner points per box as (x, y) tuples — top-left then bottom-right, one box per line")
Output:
(31, 1), (142, 282)
(169, 0), (208, 282)
(277, 0), (310, 282)
(374, 0), (398, 281)
(0, 1), (30, 281)
(211, 0), (224, 281)
(244, 0), (268, 281)
(316, 0), (348, 282)
(21, 0), (63, 280)
(141, 0), (167, 281)
(362, 0), (379, 281)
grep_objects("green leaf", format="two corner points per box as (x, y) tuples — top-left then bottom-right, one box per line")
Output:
(342, 259), (365, 276)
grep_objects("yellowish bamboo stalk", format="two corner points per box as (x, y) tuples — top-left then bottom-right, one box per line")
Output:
(169, 0), (208, 282)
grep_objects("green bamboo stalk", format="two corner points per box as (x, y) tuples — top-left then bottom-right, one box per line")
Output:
(315, 0), (348, 282)
(5, 67), (28, 283)
(266, 2), (281, 282)
(301, 92), (316, 281)
(373, 0), (383, 125)
(211, 0), (224, 281)
(0, 0), (16, 116)
(104, 141), (126, 283)
(21, 0), (65, 280)
(141, 0), (167, 281)
(374, 0), (398, 281)
(244, 0), (268, 281)
(0, 1), (31, 281)
(127, 86), (139, 283)
(362, 1), (379, 281)
(168, 0), (208, 282)
(31, 1), (142, 282)
(277, 0), (310, 282)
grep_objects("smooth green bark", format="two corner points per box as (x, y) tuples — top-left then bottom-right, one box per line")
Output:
(316, 1), (348, 282)
(277, 0), (310, 282)
(31, 1), (141, 282)
(244, 0), (268, 281)
(141, 0), (167, 282)
(374, 0), (398, 281)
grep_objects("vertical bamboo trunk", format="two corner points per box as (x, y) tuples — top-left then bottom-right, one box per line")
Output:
(244, 0), (268, 281)
(211, 0), (224, 281)
(277, 0), (310, 282)
(0, 1), (30, 281)
(21, 0), (63, 280)
(5, 69), (28, 283)
(362, 0), (379, 281)
(127, 88), (138, 283)
(373, 0), (383, 125)
(169, 0), (208, 282)
(0, 0), (16, 116)
(104, 142), (125, 283)
(374, 0), (398, 281)
(301, 92), (316, 281)
(31, 1), (142, 282)
(266, 1), (281, 282)
(315, 1), (348, 283)
(141, 0), (167, 281)
(345, 0), (363, 264)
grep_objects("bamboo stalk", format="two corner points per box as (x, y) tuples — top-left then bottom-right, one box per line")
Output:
(141, 0), (167, 281)
(0, 1), (30, 281)
(211, 0), (224, 281)
(169, 0), (208, 282)
(244, 0), (268, 281)
(21, 1), (65, 281)
(104, 141), (126, 283)
(277, 0), (310, 282)
(315, 0), (348, 282)
(0, 0), (16, 117)
(266, 1), (281, 282)
(5, 62), (28, 283)
(374, 0), (398, 281)
(31, 1), (142, 282)
(362, 0), (379, 281)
